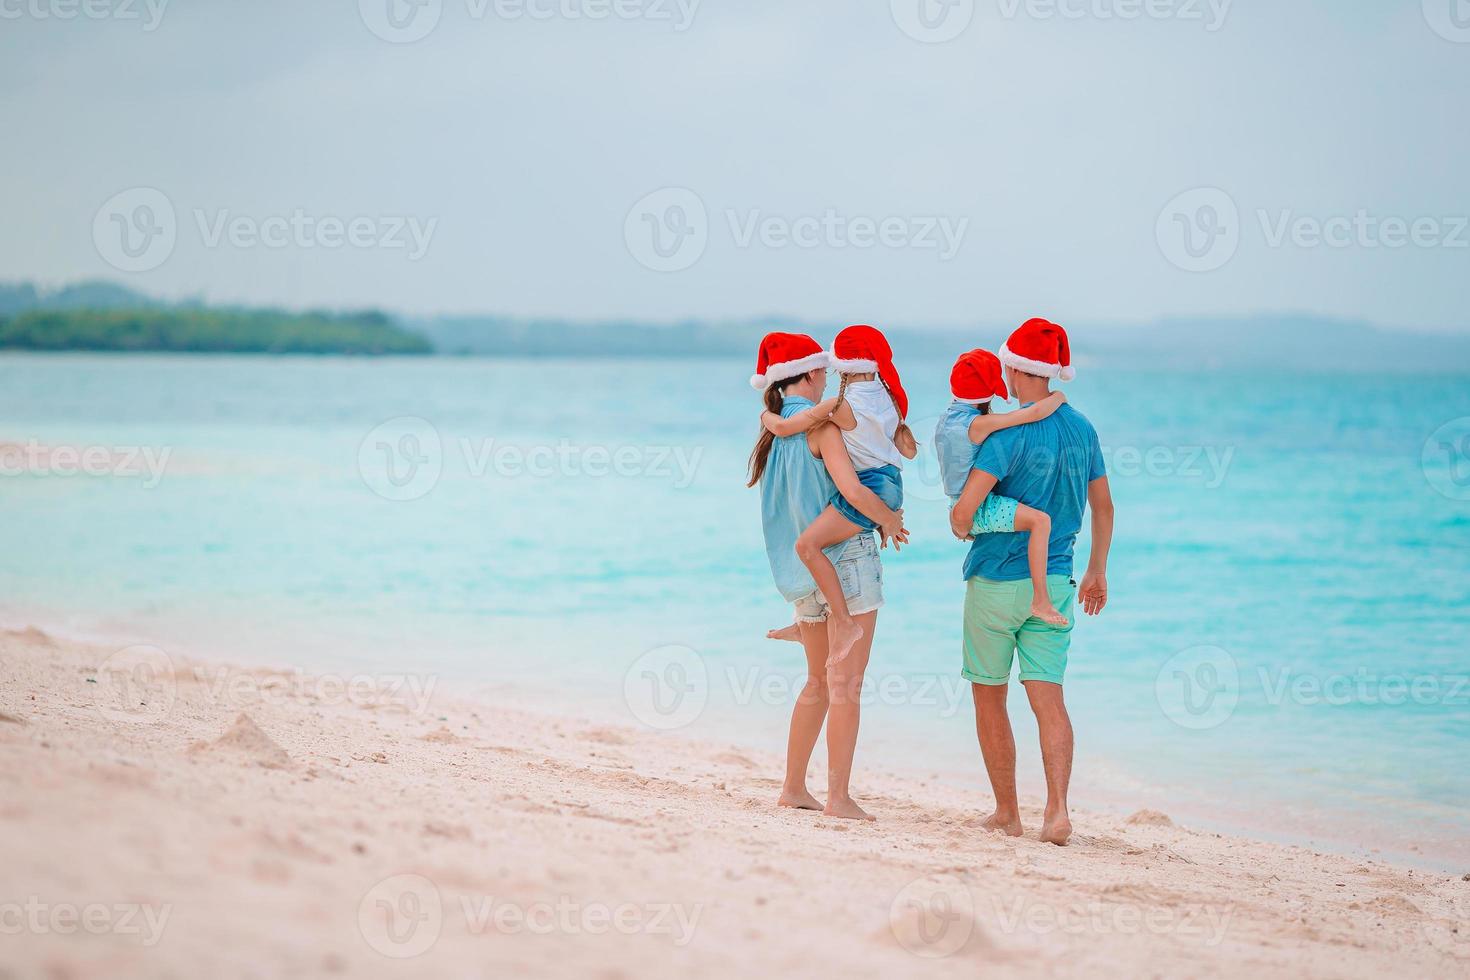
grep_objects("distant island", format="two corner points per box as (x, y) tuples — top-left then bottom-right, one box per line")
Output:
(0, 281), (430, 355)
(1, 308), (431, 355)
(2, 280), (1467, 371)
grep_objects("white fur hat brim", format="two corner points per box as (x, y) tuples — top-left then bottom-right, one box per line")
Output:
(749, 351), (831, 390)
(997, 342), (1076, 382)
(828, 356), (879, 375)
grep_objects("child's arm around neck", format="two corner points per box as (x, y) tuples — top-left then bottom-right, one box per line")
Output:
(966, 391), (1066, 446)
(761, 395), (842, 438)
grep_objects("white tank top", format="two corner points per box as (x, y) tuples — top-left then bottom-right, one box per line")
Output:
(840, 380), (904, 471)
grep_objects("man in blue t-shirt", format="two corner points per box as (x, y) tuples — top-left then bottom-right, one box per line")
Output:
(949, 318), (1114, 848)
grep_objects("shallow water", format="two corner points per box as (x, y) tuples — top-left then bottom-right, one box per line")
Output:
(3, 352), (1467, 868)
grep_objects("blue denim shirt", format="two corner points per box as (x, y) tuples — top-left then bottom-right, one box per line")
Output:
(933, 400), (982, 502)
(760, 395), (853, 603)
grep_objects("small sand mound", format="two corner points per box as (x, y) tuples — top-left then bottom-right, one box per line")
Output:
(421, 727), (461, 744)
(190, 713), (293, 770)
(0, 710), (25, 725)
(1127, 809), (1175, 827)
(6, 626), (54, 648)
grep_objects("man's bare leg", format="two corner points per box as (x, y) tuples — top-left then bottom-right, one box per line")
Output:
(779, 621), (829, 810)
(824, 610), (878, 820)
(971, 682), (1023, 836)
(1024, 680), (1074, 845)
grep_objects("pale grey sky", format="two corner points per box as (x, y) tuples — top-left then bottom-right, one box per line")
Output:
(1, 0), (1467, 329)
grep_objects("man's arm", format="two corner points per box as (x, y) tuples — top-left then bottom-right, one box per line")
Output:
(808, 423), (908, 547)
(1079, 476), (1113, 616)
(950, 467), (998, 540)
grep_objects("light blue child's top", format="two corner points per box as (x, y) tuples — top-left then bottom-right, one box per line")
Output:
(934, 400), (983, 502)
(759, 395), (855, 603)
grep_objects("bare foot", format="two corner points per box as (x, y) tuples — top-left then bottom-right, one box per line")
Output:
(778, 788), (823, 811)
(980, 810), (1023, 837)
(823, 797), (876, 821)
(766, 623), (802, 643)
(1030, 601), (1070, 627)
(1041, 812), (1072, 846)
(824, 615), (865, 667)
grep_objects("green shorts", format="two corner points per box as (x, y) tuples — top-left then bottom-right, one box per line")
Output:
(962, 575), (1075, 686)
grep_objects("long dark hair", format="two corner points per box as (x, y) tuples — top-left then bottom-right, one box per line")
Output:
(746, 373), (811, 487)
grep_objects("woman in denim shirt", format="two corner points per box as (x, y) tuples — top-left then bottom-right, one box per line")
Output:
(746, 333), (908, 822)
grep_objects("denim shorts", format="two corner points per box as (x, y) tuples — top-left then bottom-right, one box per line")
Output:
(792, 532), (884, 623)
(831, 464), (903, 532)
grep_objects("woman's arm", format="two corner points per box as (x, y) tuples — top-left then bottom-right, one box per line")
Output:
(808, 423), (908, 547)
(762, 396), (840, 438)
(967, 391), (1066, 444)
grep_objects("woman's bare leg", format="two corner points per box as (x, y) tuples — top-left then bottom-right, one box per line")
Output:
(780, 620), (830, 810)
(1014, 505), (1068, 626)
(824, 609), (878, 820)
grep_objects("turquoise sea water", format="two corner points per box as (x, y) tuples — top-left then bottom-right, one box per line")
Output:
(3, 353), (1468, 868)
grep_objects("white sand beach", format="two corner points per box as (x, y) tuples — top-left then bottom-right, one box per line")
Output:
(1, 624), (1465, 979)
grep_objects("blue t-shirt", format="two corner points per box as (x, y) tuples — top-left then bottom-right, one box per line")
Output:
(934, 400), (982, 501)
(962, 403), (1105, 582)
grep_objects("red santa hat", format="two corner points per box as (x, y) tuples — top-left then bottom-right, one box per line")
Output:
(749, 332), (829, 390)
(830, 324), (908, 420)
(950, 349), (1008, 405)
(997, 317), (1075, 382)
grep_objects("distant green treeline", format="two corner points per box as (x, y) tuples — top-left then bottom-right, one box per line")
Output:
(0, 308), (432, 354)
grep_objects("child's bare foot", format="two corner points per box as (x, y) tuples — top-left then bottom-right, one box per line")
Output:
(980, 810), (1023, 837)
(824, 796), (876, 821)
(778, 788), (823, 811)
(1030, 601), (1070, 627)
(1040, 811), (1072, 846)
(766, 623), (802, 643)
(824, 615), (865, 666)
